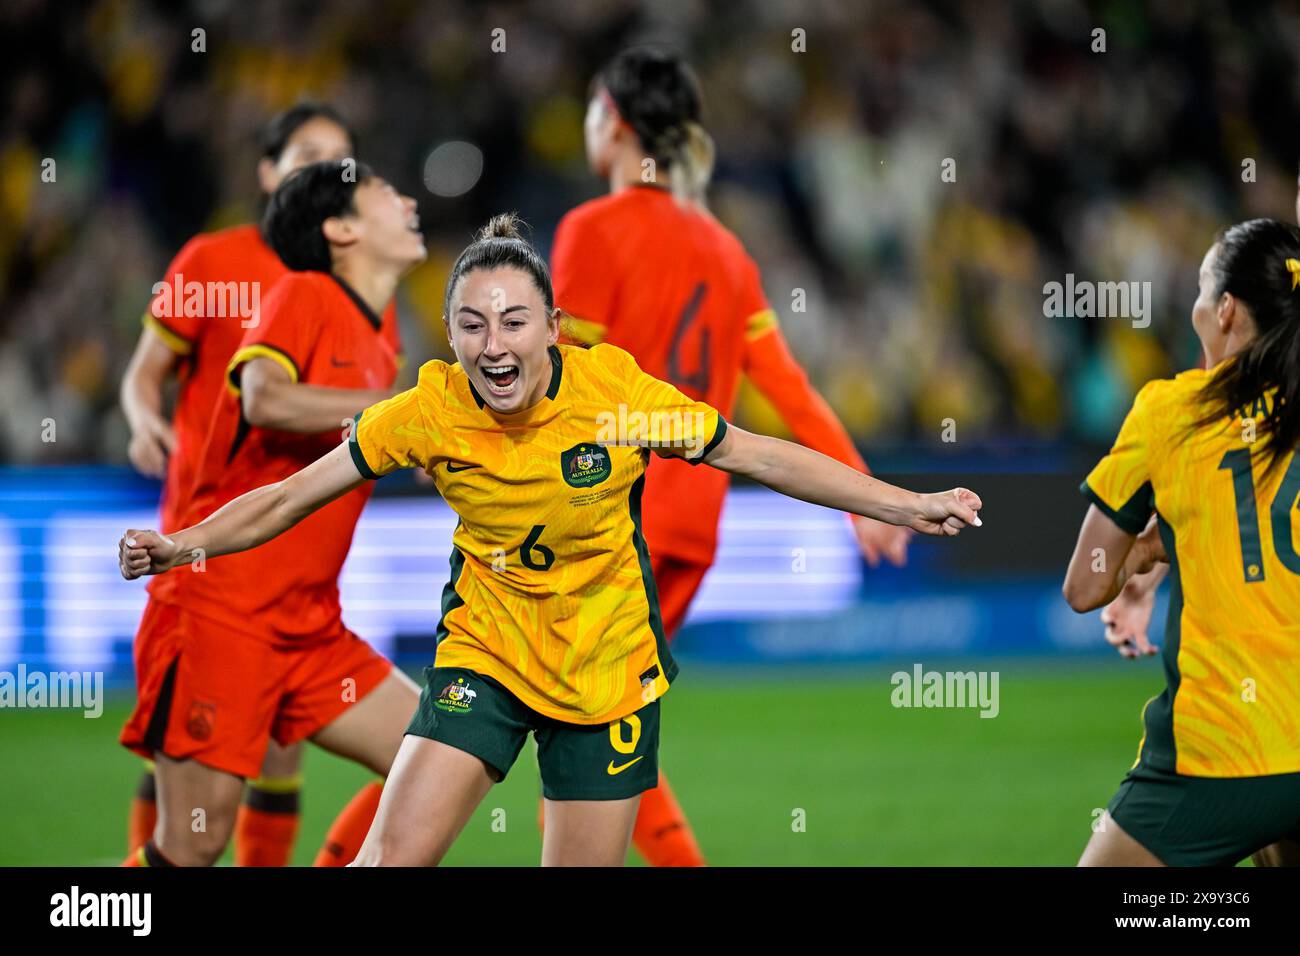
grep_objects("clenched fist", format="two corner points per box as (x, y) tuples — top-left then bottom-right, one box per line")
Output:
(118, 529), (184, 579)
(910, 488), (983, 536)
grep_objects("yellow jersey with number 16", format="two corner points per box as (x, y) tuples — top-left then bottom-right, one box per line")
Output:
(349, 343), (726, 725)
(1082, 368), (1300, 777)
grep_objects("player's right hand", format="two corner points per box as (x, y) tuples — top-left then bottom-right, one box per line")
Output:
(1101, 567), (1161, 659)
(118, 529), (182, 579)
(126, 415), (177, 479)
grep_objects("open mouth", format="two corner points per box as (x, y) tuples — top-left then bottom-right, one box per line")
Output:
(482, 364), (519, 393)
(407, 215), (421, 233)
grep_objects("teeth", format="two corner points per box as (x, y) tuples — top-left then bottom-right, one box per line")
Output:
(485, 366), (516, 374)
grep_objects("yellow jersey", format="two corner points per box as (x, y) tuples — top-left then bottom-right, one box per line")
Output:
(1084, 368), (1300, 777)
(349, 344), (727, 724)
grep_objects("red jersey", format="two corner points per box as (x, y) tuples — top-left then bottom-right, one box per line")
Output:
(174, 272), (400, 642)
(143, 223), (402, 602)
(552, 185), (867, 565)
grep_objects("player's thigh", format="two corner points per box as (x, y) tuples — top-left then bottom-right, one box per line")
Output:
(541, 796), (642, 867)
(352, 735), (497, 867)
(1078, 811), (1165, 867)
(1252, 838), (1300, 867)
(1096, 764), (1300, 866)
(152, 752), (245, 866)
(258, 739), (304, 779)
(534, 699), (660, 865)
(309, 668), (420, 776)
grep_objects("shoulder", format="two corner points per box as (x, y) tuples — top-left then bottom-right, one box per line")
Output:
(1118, 371), (1208, 451)
(180, 223), (261, 260)
(557, 193), (626, 235)
(412, 358), (466, 414)
(559, 343), (643, 398)
(1134, 370), (1208, 415)
(577, 342), (640, 375)
(264, 269), (330, 304)
(415, 358), (456, 389)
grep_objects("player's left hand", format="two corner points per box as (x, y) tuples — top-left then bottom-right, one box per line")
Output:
(910, 488), (983, 537)
(118, 528), (182, 579)
(851, 514), (912, 567)
(1101, 566), (1161, 659)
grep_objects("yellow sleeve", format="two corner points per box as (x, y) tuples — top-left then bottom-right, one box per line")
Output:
(1081, 380), (1163, 534)
(594, 344), (727, 465)
(349, 362), (445, 479)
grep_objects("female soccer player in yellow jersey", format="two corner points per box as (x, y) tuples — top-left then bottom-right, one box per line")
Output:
(1065, 218), (1300, 867)
(118, 214), (982, 866)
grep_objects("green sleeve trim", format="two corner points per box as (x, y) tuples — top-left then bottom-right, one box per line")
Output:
(1079, 480), (1151, 535)
(348, 412), (380, 480)
(688, 416), (728, 466)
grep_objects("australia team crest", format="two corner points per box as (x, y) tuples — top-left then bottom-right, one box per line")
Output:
(560, 442), (611, 488)
(434, 677), (478, 714)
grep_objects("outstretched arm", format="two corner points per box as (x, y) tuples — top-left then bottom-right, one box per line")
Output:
(701, 424), (982, 536)
(118, 441), (365, 578)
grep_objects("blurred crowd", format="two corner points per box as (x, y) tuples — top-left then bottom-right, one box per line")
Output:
(3, 0), (1299, 465)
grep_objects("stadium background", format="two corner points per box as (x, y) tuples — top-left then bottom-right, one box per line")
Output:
(1, 0), (1296, 864)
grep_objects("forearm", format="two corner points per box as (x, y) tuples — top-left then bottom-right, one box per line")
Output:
(716, 430), (918, 525)
(245, 380), (390, 433)
(166, 481), (307, 567)
(1092, 520), (1168, 606)
(120, 346), (173, 432)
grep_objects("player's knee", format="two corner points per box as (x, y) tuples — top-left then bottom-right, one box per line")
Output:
(157, 804), (238, 866)
(156, 827), (227, 867)
(259, 741), (303, 779)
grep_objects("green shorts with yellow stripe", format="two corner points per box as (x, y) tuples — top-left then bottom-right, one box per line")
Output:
(1107, 760), (1300, 866)
(406, 666), (659, 801)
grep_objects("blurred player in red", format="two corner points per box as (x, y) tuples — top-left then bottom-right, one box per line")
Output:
(119, 106), (398, 865)
(551, 48), (912, 866)
(119, 159), (426, 866)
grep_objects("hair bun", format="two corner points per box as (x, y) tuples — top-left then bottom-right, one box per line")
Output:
(478, 212), (524, 241)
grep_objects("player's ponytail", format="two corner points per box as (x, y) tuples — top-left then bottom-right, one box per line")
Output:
(443, 213), (554, 317)
(597, 46), (713, 203)
(1193, 217), (1300, 471)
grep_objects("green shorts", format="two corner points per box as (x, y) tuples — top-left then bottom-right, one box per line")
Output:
(1107, 761), (1300, 866)
(406, 666), (660, 801)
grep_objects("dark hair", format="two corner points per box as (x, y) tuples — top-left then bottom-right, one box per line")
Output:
(259, 101), (356, 162)
(1194, 217), (1300, 470)
(262, 159), (374, 272)
(443, 213), (554, 317)
(595, 46), (714, 198)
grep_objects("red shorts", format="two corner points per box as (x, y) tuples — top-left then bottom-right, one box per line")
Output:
(120, 596), (392, 778)
(650, 555), (711, 642)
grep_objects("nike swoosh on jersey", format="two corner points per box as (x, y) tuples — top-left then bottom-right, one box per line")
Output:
(330, 357), (356, 367)
(606, 756), (644, 775)
(446, 462), (480, 473)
